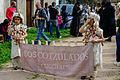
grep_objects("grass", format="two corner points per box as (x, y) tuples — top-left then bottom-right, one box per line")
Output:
(32, 74), (40, 79)
(0, 41), (11, 69)
(0, 27), (71, 68)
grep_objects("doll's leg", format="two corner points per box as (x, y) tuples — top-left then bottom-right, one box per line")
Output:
(17, 57), (21, 68)
(12, 58), (18, 70)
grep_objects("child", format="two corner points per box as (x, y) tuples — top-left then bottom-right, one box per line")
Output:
(114, 13), (120, 67)
(79, 12), (104, 79)
(8, 12), (27, 70)
(57, 15), (62, 29)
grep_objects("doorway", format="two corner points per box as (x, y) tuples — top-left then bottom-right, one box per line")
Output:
(26, 0), (32, 27)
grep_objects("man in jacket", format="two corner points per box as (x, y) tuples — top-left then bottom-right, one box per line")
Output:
(33, 2), (51, 45)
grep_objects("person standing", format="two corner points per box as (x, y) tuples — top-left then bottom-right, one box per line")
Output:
(114, 10), (120, 67)
(70, 2), (83, 37)
(6, 1), (16, 40)
(99, 1), (116, 41)
(33, 2), (51, 45)
(96, 3), (101, 14)
(44, 2), (50, 32)
(57, 14), (62, 29)
(61, 5), (69, 30)
(79, 12), (104, 79)
(8, 12), (27, 70)
(49, 2), (61, 38)
(6, 1), (16, 21)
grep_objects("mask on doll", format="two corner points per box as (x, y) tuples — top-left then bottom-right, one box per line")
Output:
(88, 18), (94, 26)
(14, 17), (21, 25)
(88, 12), (100, 28)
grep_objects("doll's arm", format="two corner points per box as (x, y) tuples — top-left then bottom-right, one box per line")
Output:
(91, 34), (104, 43)
(18, 31), (27, 40)
(8, 25), (13, 36)
(79, 19), (90, 33)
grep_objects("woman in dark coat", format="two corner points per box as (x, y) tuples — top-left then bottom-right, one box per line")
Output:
(99, 1), (116, 41)
(70, 2), (83, 37)
(61, 5), (69, 30)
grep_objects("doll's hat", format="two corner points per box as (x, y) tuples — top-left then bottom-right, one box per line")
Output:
(117, 2), (120, 8)
(12, 9), (24, 23)
(88, 12), (100, 27)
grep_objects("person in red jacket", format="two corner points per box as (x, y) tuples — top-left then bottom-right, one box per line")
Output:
(6, 1), (16, 21)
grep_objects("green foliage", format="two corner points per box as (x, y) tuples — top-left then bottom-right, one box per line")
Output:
(0, 41), (11, 67)
(0, 28), (71, 67)
(25, 28), (71, 44)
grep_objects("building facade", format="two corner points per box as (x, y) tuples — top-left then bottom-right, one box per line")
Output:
(0, 0), (71, 27)
(0, 0), (40, 27)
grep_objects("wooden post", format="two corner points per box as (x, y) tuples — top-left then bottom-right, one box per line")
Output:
(25, 39), (28, 44)
(74, 41), (78, 46)
(32, 40), (34, 44)
(53, 41), (55, 46)
(46, 41), (48, 45)
(68, 41), (71, 46)
(39, 40), (41, 45)
(60, 40), (63, 46)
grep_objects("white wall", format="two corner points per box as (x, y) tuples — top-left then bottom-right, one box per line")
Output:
(17, 0), (26, 24)
(0, 0), (5, 23)
(0, 0), (10, 23)
(4, 0), (10, 18)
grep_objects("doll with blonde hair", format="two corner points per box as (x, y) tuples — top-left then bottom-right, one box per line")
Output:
(79, 12), (104, 79)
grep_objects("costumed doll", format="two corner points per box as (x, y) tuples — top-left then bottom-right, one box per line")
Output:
(79, 12), (104, 79)
(8, 11), (27, 70)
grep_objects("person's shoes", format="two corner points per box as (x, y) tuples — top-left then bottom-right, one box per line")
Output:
(105, 38), (111, 42)
(78, 34), (83, 37)
(81, 76), (87, 79)
(90, 76), (95, 80)
(114, 62), (120, 67)
(14, 66), (18, 70)
(34, 41), (38, 45)
(58, 36), (62, 39)
(48, 41), (51, 45)
(21, 68), (24, 70)
(114, 62), (117, 65)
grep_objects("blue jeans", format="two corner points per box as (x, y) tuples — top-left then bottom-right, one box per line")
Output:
(34, 27), (51, 44)
(50, 20), (60, 38)
(116, 34), (120, 62)
(62, 20), (66, 30)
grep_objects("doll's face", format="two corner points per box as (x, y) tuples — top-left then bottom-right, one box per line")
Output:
(14, 17), (21, 25)
(89, 18), (94, 26)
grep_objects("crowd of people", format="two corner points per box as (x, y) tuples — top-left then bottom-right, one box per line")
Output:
(0, 0), (120, 80)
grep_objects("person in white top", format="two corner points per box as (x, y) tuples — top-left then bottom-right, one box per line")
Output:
(79, 11), (104, 79)
(8, 12), (27, 70)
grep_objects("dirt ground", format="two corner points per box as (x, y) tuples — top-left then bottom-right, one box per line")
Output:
(0, 36), (120, 80)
